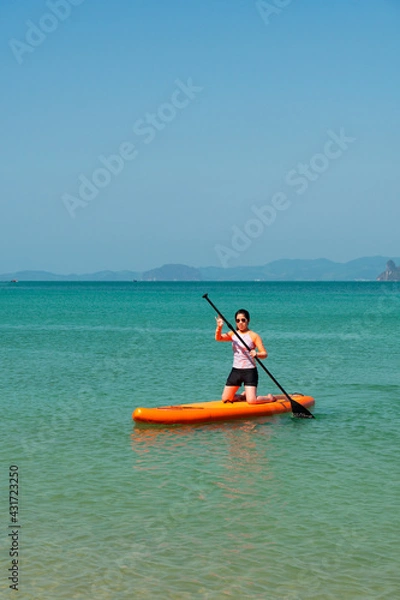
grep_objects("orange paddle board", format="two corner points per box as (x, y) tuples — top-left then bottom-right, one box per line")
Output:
(133, 394), (315, 425)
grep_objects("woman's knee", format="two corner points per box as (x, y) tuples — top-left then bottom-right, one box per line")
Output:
(244, 387), (257, 403)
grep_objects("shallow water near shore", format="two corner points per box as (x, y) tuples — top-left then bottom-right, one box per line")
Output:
(1, 281), (399, 599)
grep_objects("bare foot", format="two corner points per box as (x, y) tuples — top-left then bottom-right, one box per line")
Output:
(256, 394), (276, 403)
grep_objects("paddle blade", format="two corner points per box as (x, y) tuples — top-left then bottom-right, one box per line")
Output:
(290, 399), (315, 419)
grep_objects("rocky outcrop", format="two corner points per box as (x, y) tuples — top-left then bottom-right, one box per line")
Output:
(377, 260), (400, 281)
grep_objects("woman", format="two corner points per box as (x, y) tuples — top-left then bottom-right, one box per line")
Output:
(215, 309), (275, 404)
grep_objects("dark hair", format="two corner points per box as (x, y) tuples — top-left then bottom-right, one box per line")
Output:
(235, 309), (250, 322)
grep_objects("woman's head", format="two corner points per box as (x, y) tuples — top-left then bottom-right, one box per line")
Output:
(235, 309), (250, 327)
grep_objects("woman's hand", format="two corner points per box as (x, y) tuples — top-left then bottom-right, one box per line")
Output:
(215, 316), (224, 328)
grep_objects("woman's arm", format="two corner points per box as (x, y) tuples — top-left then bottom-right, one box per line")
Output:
(249, 332), (268, 359)
(215, 317), (233, 341)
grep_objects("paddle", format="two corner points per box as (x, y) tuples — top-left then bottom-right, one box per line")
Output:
(203, 293), (315, 419)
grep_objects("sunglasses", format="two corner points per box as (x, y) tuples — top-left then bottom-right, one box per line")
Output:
(235, 318), (247, 323)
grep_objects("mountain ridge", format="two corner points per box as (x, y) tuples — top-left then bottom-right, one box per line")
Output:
(1, 256), (399, 282)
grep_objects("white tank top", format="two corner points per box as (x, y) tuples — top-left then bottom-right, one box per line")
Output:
(232, 331), (256, 369)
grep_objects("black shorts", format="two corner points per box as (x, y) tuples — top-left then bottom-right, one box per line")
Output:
(225, 367), (258, 388)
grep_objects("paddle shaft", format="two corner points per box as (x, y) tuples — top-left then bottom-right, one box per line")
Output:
(203, 293), (315, 418)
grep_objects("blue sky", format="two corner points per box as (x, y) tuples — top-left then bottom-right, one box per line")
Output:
(1, 0), (399, 273)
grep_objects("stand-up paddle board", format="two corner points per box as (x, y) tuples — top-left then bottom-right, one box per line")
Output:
(133, 393), (315, 425)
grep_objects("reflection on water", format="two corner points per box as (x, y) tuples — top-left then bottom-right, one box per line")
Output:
(129, 418), (282, 581)
(131, 418), (276, 471)
(130, 419), (279, 511)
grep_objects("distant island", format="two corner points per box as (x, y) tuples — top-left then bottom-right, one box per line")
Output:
(377, 260), (400, 282)
(1, 256), (400, 282)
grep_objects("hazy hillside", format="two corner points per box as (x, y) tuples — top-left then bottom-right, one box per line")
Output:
(142, 264), (202, 281)
(0, 270), (141, 282)
(1, 256), (399, 282)
(199, 256), (400, 281)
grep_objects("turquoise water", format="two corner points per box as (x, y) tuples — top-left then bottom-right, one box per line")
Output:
(1, 281), (399, 599)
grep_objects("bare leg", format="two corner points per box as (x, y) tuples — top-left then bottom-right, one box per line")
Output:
(245, 386), (276, 404)
(222, 385), (240, 403)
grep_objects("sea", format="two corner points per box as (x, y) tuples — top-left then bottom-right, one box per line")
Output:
(0, 281), (399, 599)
